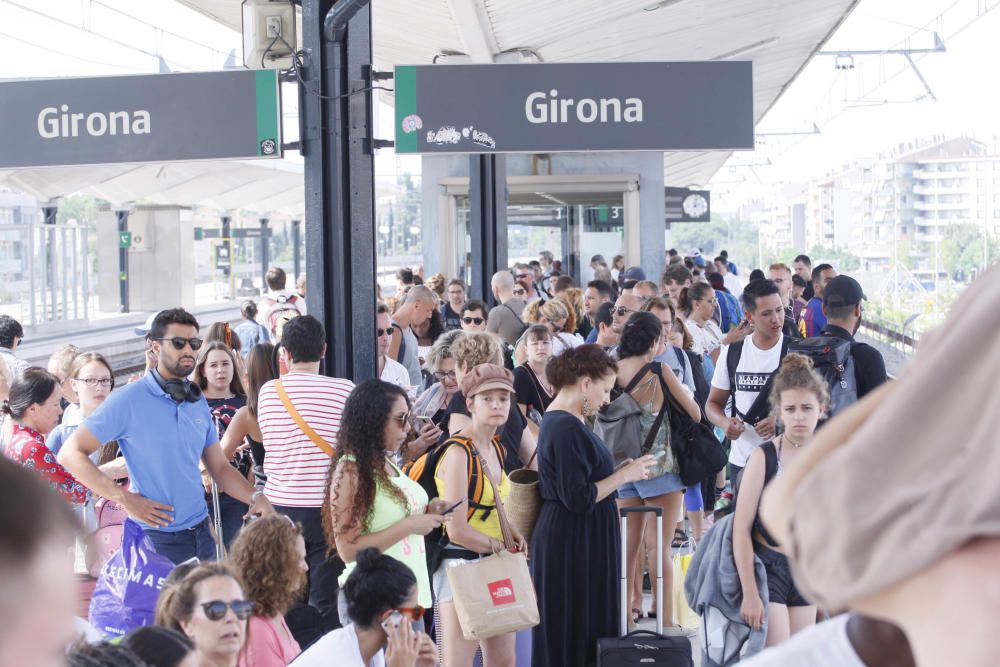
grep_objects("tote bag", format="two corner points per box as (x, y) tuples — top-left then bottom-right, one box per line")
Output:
(446, 447), (539, 640)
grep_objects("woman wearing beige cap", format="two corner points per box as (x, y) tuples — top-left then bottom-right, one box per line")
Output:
(432, 363), (527, 667)
(759, 263), (1000, 667)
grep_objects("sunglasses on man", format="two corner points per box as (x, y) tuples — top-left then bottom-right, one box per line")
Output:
(462, 316), (484, 325)
(156, 337), (204, 351)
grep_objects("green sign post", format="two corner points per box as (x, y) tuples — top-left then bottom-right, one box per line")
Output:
(118, 231), (132, 249)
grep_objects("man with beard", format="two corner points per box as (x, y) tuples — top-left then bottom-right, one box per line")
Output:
(820, 275), (887, 399)
(59, 308), (274, 564)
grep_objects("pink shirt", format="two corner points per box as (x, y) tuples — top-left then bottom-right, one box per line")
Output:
(239, 615), (301, 667)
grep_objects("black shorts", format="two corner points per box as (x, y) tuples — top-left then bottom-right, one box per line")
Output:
(754, 543), (810, 607)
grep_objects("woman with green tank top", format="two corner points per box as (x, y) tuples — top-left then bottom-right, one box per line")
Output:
(324, 380), (455, 620)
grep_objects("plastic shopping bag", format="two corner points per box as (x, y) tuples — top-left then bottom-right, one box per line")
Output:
(89, 518), (175, 638)
(673, 545), (700, 628)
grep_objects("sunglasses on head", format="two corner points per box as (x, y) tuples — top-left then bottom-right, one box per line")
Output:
(462, 316), (484, 325)
(156, 337), (204, 351)
(201, 599), (253, 621)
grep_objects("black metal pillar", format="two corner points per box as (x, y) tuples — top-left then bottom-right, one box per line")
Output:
(469, 154), (508, 305)
(116, 210), (129, 313)
(301, 0), (378, 382)
(291, 219), (302, 281)
(259, 218), (270, 287)
(42, 206), (58, 225)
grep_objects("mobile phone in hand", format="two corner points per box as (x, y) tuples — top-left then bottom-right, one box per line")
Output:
(381, 611), (404, 632)
(441, 499), (465, 515)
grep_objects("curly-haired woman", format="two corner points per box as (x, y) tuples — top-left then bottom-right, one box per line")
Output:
(522, 299), (583, 358)
(324, 380), (453, 621)
(229, 514), (308, 666)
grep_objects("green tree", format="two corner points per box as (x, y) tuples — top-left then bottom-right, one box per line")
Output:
(669, 215), (759, 270)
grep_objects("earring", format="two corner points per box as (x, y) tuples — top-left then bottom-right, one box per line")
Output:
(582, 394), (592, 417)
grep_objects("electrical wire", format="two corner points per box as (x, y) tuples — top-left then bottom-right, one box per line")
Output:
(264, 33), (393, 101)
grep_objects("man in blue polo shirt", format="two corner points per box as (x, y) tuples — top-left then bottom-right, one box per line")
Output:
(59, 308), (274, 563)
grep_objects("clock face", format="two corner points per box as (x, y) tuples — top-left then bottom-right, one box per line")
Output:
(682, 193), (708, 218)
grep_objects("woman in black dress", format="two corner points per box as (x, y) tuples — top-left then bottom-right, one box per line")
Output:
(531, 345), (657, 667)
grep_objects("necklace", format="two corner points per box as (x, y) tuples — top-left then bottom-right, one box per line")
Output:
(784, 434), (804, 449)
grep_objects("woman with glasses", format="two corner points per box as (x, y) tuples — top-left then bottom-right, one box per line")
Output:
(229, 514), (308, 666)
(193, 341), (250, 548)
(47, 353), (121, 465)
(413, 330), (463, 429)
(3, 368), (93, 505)
(522, 299), (582, 359)
(324, 380), (452, 624)
(294, 548), (437, 667)
(513, 324), (554, 435)
(157, 563), (251, 667)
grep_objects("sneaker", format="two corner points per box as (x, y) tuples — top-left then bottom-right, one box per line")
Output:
(713, 491), (733, 512)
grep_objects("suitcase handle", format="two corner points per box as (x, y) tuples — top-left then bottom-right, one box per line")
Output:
(618, 506), (664, 635)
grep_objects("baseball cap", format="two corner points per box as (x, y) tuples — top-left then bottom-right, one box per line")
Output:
(460, 364), (514, 398)
(687, 248), (702, 258)
(692, 255), (707, 268)
(622, 266), (646, 282)
(823, 275), (866, 308)
(133, 311), (163, 337)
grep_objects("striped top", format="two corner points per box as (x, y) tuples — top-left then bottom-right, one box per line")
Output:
(258, 372), (355, 508)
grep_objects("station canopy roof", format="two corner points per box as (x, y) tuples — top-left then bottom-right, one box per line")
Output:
(1, 0), (859, 213)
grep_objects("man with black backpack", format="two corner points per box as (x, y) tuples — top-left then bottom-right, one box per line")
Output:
(791, 275), (887, 415)
(706, 280), (788, 490)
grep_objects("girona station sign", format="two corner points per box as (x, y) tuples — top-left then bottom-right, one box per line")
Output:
(394, 61), (753, 154)
(0, 69), (281, 169)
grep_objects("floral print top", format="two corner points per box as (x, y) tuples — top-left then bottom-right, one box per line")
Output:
(5, 424), (90, 505)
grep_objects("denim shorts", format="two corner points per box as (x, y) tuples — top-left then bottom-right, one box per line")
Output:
(432, 554), (486, 604)
(618, 472), (685, 500)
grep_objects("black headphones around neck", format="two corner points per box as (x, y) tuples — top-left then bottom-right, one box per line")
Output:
(151, 369), (203, 404)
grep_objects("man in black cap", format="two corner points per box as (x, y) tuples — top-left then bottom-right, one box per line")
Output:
(821, 275), (887, 398)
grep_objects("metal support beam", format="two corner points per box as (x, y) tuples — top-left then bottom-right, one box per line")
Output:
(116, 210), (129, 313)
(259, 218), (270, 288)
(291, 219), (302, 281)
(221, 215), (235, 300)
(469, 154), (507, 304)
(303, 0), (378, 382)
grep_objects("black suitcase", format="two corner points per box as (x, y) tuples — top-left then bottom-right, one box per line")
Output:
(596, 506), (693, 666)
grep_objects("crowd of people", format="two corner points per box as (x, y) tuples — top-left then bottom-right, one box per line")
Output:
(1, 250), (993, 667)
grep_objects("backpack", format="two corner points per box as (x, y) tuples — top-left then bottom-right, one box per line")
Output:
(263, 293), (301, 339)
(788, 336), (858, 418)
(726, 337), (791, 426)
(403, 435), (506, 572)
(594, 363), (669, 465)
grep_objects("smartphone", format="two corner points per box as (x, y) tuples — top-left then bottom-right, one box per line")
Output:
(381, 611), (404, 632)
(415, 415), (435, 426)
(441, 499), (465, 515)
(739, 318), (749, 329)
(652, 450), (667, 460)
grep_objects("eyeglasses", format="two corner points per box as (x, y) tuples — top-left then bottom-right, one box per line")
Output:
(462, 316), (484, 325)
(614, 307), (636, 317)
(512, 289), (527, 296)
(434, 370), (457, 380)
(697, 298), (717, 306)
(200, 599), (253, 621)
(392, 606), (426, 621)
(392, 412), (410, 426)
(377, 328), (392, 337)
(74, 378), (114, 388)
(156, 337), (204, 351)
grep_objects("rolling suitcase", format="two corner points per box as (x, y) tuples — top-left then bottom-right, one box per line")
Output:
(596, 506), (693, 666)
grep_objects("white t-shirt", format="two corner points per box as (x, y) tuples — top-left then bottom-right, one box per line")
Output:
(381, 356), (416, 399)
(291, 624), (385, 667)
(723, 273), (743, 298)
(740, 614), (865, 667)
(711, 334), (784, 467)
(258, 372), (355, 507)
(551, 332), (584, 356)
(688, 319), (724, 359)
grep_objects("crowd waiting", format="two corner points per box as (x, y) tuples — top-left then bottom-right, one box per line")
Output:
(0, 253), (995, 667)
